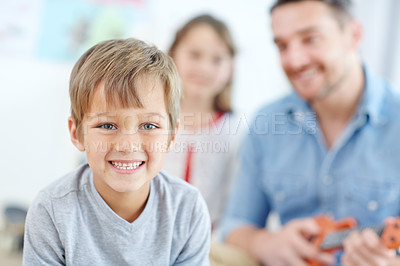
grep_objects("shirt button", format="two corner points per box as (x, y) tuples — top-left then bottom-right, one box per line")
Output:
(367, 200), (379, 211)
(294, 112), (304, 121)
(322, 175), (333, 185)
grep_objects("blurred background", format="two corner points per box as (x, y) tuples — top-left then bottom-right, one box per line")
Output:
(0, 0), (399, 263)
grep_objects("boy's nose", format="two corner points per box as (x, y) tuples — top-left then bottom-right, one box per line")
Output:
(115, 141), (140, 153)
(114, 132), (141, 153)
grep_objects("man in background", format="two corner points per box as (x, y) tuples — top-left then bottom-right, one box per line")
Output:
(221, 0), (400, 265)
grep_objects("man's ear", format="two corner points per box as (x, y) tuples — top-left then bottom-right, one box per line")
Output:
(348, 20), (363, 50)
(167, 120), (180, 152)
(68, 117), (85, 152)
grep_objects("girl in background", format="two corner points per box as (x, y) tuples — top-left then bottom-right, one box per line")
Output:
(163, 14), (244, 234)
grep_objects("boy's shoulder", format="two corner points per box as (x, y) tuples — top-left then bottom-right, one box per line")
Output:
(40, 164), (91, 199)
(153, 171), (208, 214)
(153, 170), (210, 228)
(153, 170), (201, 200)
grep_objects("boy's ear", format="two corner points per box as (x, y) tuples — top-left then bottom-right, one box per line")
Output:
(68, 117), (85, 152)
(167, 120), (180, 152)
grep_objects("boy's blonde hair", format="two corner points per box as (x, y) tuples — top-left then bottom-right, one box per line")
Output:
(69, 38), (182, 139)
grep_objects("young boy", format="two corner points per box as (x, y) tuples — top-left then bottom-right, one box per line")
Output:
(23, 39), (211, 265)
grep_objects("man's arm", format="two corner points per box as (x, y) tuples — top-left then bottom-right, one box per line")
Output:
(219, 131), (271, 238)
(342, 227), (398, 266)
(226, 218), (335, 266)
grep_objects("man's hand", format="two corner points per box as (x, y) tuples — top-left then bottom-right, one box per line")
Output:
(227, 217), (335, 266)
(342, 228), (397, 266)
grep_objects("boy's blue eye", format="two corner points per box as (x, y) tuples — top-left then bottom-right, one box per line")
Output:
(142, 123), (158, 130)
(99, 123), (116, 130)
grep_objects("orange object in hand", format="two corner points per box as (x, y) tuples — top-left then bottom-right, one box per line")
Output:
(308, 215), (400, 266)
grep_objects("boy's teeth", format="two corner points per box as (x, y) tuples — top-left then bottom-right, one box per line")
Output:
(111, 161), (142, 170)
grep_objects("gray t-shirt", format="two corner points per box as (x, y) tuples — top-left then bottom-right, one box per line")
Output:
(23, 164), (211, 265)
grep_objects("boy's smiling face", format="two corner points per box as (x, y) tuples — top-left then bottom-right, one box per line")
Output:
(69, 77), (176, 197)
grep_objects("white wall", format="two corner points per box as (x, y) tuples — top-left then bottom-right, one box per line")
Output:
(355, 0), (400, 87)
(0, 58), (80, 208)
(0, 0), (399, 215)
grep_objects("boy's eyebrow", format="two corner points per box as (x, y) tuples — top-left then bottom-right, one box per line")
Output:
(87, 112), (167, 120)
(142, 112), (167, 120)
(87, 112), (114, 120)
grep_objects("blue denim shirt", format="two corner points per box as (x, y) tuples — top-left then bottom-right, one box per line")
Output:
(221, 66), (400, 241)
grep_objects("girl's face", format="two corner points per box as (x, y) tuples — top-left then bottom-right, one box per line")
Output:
(173, 24), (233, 103)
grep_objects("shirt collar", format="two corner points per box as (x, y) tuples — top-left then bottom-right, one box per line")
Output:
(357, 65), (388, 126)
(285, 65), (388, 127)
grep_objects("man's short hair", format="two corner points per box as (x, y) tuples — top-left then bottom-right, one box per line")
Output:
(69, 38), (182, 139)
(270, 0), (353, 27)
